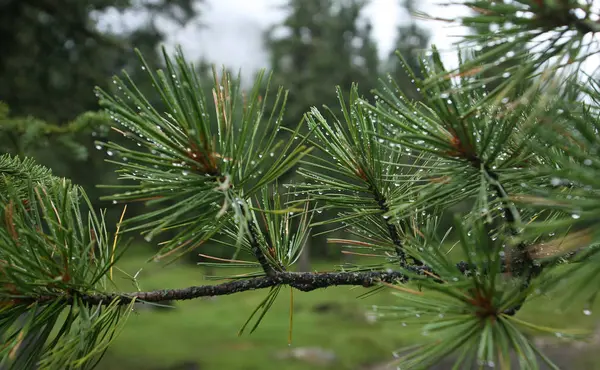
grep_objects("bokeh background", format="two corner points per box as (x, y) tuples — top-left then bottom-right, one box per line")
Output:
(1, 1), (599, 369)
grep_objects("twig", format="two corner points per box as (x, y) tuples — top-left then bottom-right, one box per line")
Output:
(370, 185), (423, 266)
(482, 164), (540, 315)
(246, 216), (278, 276)
(26, 263), (473, 307)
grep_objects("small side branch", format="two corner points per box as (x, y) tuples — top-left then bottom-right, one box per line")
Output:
(370, 186), (422, 266)
(236, 201), (278, 276)
(484, 166), (534, 275)
(483, 165), (540, 315)
(246, 217), (277, 276)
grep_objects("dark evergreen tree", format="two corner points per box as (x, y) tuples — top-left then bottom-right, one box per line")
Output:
(264, 0), (379, 124)
(386, 0), (430, 99)
(0, 0), (201, 222)
(0, 0), (198, 123)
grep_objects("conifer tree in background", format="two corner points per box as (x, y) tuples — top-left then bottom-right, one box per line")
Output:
(263, 0), (381, 264)
(0, 0), (198, 123)
(386, 0), (430, 99)
(3, 1), (600, 369)
(264, 0), (379, 126)
(0, 0), (200, 218)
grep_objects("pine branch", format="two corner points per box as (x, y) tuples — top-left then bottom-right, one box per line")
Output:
(369, 185), (422, 266)
(245, 214), (278, 276)
(27, 264), (473, 307)
(480, 163), (541, 315)
(482, 165), (535, 271)
(532, 2), (600, 34)
(26, 271), (406, 306)
(457, 150), (534, 280)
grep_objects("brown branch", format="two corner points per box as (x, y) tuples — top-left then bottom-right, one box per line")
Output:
(245, 214), (278, 276)
(29, 270), (409, 306)
(369, 185), (423, 266)
(23, 263), (473, 307)
(480, 163), (540, 315)
(534, 4), (600, 35)
(483, 166), (535, 275)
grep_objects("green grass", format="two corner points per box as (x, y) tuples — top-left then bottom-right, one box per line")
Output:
(95, 248), (600, 370)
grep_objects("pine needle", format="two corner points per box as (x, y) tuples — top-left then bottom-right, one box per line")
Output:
(197, 253), (258, 265)
(380, 282), (424, 296)
(110, 204), (127, 280)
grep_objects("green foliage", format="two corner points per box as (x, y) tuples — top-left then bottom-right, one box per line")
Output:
(264, 0), (383, 259)
(373, 47), (545, 222)
(0, 157), (132, 369)
(0, 0), (199, 123)
(4, 1), (600, 369)
(377, 220), (579, 369)
(297, 84), (432, 266)
(0, 154), (55, 196)
(426, 0), (600, 104)
(0, 102), (110, 160)
(95, 48), (312, 261)
(0, 0), (200, 225)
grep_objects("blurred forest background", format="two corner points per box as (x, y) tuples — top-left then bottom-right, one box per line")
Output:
(2, 1), (599, 369)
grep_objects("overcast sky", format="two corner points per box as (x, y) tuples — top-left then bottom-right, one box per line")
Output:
(100, 0), (469, 80)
